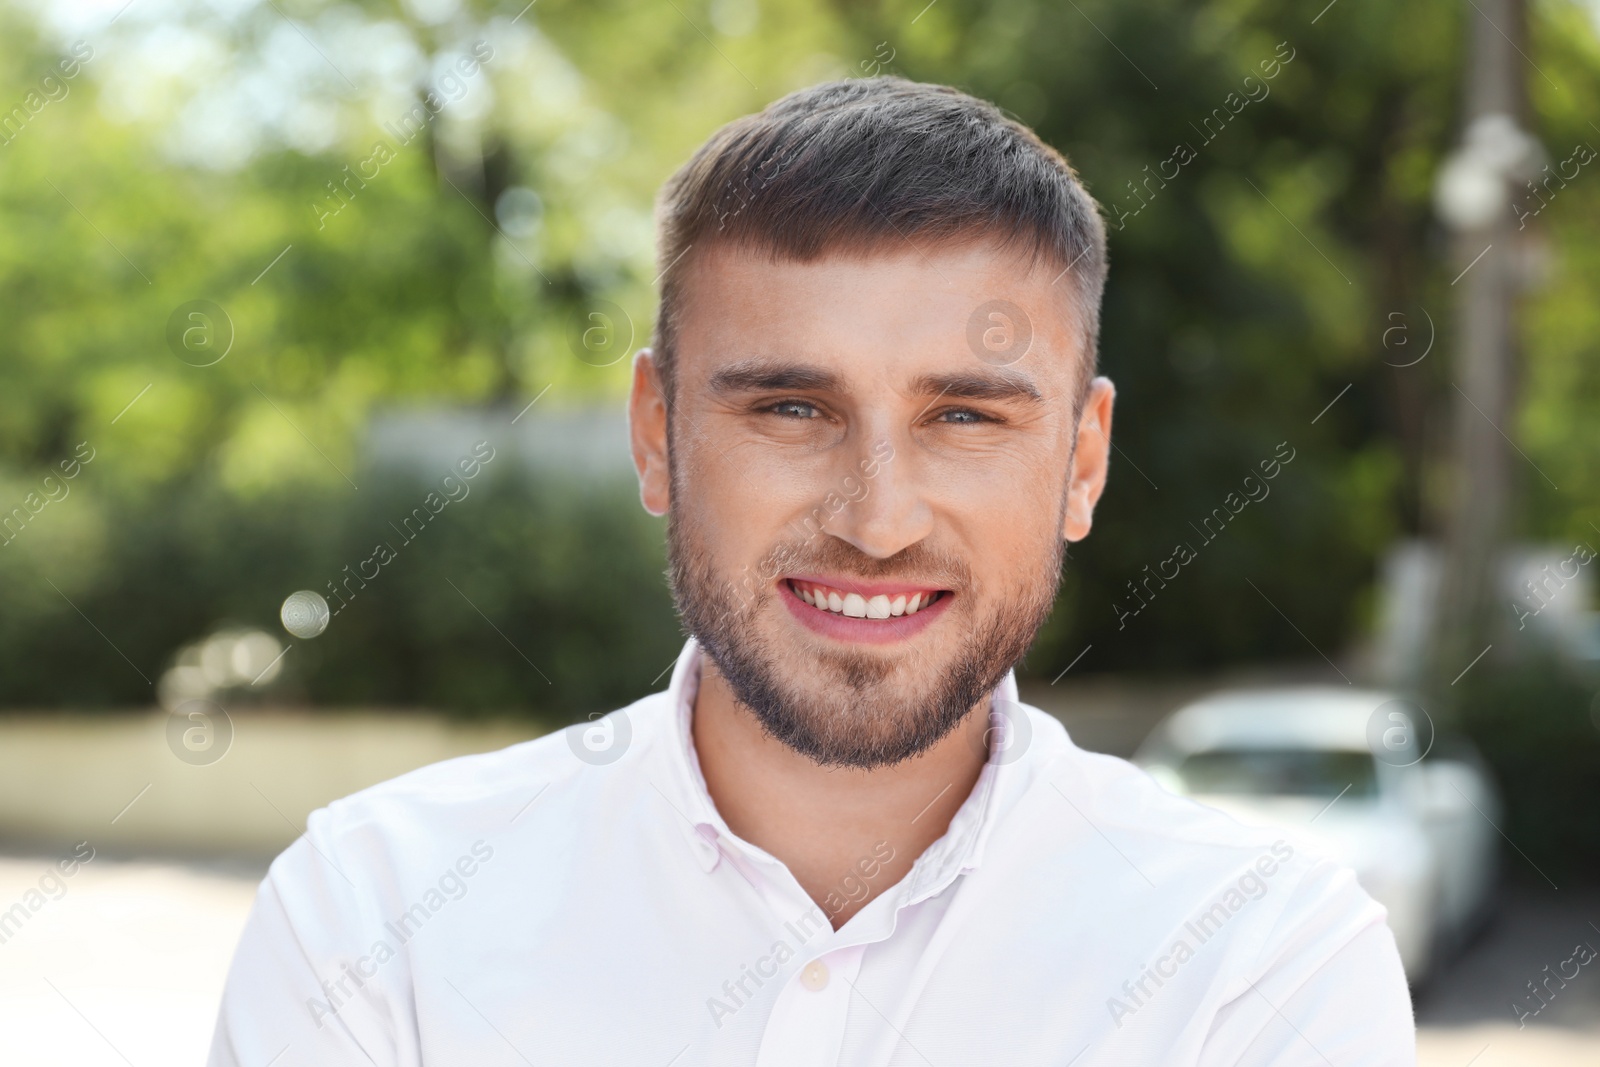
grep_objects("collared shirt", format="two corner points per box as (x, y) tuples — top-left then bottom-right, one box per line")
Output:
(209, 636), (1415, 1067)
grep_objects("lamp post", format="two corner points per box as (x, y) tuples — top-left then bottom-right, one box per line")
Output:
(1428, 0), (1543, 703)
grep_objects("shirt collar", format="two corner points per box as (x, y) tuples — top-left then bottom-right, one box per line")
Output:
(655, 636), (1023, 891)
(659, 637), (731, 872)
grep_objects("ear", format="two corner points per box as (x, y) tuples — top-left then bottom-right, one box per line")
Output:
(1062, 376), (1115, 542)
(628, 348), (671, 516)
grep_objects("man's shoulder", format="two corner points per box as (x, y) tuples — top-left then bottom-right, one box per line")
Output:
(298, 693), (675, 864)
(1015, 702), (1324, 863)
(1007, 702), (1390, 983)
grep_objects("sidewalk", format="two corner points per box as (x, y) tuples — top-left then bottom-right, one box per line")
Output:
(0, 853), (262, 1066)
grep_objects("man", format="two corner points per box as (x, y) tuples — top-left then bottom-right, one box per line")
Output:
(210, 76), (1414, 1066)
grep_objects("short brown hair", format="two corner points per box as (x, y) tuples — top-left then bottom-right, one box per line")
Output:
(649, 75), (1109, 413)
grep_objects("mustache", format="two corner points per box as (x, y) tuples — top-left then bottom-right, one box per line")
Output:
(748, 536), (972, 595)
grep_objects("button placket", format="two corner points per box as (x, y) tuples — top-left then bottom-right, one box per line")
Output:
(753, 944), (864, 1067)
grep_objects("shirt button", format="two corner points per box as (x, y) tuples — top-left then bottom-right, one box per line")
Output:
(800, 959), (830, 991)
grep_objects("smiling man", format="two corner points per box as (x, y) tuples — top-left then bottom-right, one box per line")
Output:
(210, 77), (1414, 1066)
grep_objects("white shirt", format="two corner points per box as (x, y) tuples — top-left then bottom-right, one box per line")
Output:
(209, 636), (1415, 1067)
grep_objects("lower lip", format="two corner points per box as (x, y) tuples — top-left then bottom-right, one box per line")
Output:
(777, 580), (954, 645)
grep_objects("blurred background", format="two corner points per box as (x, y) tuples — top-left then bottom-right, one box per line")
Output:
(0, 0), (1597, 1062)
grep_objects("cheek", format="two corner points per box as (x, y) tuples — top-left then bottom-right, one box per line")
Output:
(959, 492), (1067, 598)
(683, 423), (842, 532)
(675, 445), (791, 576)
(930, 446), (1067, 536)
(918, 417), (1071, 505)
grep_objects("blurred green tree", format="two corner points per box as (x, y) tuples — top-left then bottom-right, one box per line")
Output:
(0, 0), (1596, 734)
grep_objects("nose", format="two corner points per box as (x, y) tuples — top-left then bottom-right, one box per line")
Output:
(820, 432), (933, 560)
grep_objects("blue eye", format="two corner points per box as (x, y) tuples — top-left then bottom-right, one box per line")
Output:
(770, 400), (819, 418)
(938, 409), (989, 424)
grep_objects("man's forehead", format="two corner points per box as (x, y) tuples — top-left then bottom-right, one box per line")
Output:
(683, 235), (1059, 293)
(675, 238), (1082, 389)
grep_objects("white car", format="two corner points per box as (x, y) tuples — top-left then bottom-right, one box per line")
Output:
(1133, 686), (1500, 983)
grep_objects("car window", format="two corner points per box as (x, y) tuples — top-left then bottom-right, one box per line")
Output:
(1171, 747), (1379, 798)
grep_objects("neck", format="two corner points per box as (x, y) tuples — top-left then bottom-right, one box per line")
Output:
(690, 655), (996, 929)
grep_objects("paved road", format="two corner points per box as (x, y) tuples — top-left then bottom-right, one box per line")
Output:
(0, 853), (1594, 1064)
(1414, 883), (1600, 1066)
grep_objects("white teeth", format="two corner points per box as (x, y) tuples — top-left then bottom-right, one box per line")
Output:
(792, 581), (941, 618)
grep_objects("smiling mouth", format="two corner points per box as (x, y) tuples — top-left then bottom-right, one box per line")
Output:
(785, 578), (949, 619)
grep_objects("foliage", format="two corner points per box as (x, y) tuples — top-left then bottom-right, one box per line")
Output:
(0, 464), (682, 717)
(0, 0), (1597, 722)
(1456, 654), (1600, 882)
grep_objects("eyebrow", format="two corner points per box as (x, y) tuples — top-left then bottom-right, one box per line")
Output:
(707, 359), (1045, 405)
(707, 359), (841, 395)
(908, 369), (1044, 405)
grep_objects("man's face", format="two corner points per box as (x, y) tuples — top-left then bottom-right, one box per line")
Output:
(630, 239), (1113, 769)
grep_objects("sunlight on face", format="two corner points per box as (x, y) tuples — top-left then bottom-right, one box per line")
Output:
(661, 238), (1095, 768)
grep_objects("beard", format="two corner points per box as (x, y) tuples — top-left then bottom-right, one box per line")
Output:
(664, 476), (1067, 770)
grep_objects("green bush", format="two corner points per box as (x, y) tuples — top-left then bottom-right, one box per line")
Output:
(1455, 655), (1600, 883)
(0, 466), (684, 723)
